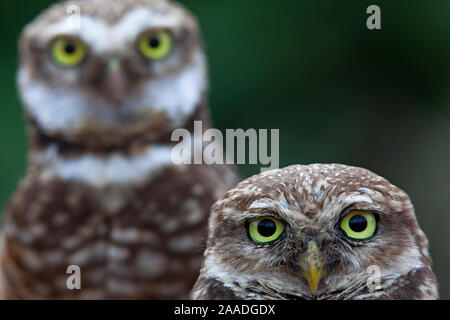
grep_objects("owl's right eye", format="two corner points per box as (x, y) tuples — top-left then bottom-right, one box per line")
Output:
(248, 217), (284, 243)
(50, 36), (87, 67)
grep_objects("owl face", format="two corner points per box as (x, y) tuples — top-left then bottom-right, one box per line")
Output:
(18, 0), (206, 145)
(196, 164), (437, 299)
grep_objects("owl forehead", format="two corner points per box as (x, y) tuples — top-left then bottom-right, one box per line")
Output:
(23, 0), (195, 53)
(216, 164), (409, 226)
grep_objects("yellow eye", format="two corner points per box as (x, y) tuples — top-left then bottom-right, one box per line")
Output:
(248, 217), (284, 243)
(50, 37), (87, 67)
(340, 211), (377, 240)
(138, 30), (172, 60)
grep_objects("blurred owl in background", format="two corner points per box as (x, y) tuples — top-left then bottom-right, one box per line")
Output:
(192, 164), (438, 300)
(0, 0), (238, 299)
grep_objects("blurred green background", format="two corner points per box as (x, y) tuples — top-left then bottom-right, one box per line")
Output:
(0, 0), (449, 298)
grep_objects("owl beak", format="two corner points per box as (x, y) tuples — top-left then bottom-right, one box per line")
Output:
(104, 58), (128, 106)
(298, 239), (326, 295)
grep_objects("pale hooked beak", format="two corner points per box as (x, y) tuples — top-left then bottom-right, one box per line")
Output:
(298, 239), (327, 295)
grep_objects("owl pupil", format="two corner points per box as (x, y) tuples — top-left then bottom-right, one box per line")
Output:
(64, 43), (76, 54)
(149, 37), (160, 48)
(349, 215), (367, 232)
(257, 219), (276, 237)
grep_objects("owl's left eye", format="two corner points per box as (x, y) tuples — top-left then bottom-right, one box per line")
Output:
(137, 30), (172, 60)
(340, 211), (377, 240)
(248, 217), (284, 243)
(50, 36), (87, 67)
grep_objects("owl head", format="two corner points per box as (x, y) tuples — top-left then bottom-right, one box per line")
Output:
(18, 0), (206, 148)
(193, 164), (438, 299)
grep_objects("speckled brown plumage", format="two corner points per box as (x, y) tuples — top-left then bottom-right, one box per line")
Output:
(2, 159), (236, 299)
(1, 0), (239, 299)
(192, 164), (438, 300)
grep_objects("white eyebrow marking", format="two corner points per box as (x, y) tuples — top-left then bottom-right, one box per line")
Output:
(358, 187), (375, 195)
(248, 200), (274, 210)
(248, 196), (295, 217)
(35, 7), (186, 53)
(342, 195), (374, 206)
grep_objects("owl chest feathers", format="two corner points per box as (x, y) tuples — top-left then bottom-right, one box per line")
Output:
(2, 143), (236, 299)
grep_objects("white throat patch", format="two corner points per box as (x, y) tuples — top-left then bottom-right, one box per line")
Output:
(37, 144), (174, 188)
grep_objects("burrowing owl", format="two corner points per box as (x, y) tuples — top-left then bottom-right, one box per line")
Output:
(0, 0), (238, 299)
(192, 164), (438, 300)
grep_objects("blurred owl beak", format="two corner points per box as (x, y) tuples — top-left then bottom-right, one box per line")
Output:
(298, 239), (326, 295)
(105, 58), (128, 106)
